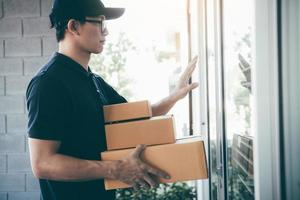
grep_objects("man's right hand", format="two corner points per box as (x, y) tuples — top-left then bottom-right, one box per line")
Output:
(113, 144), (171, 190)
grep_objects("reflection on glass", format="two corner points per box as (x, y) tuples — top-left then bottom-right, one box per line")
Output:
(222, 0), (254, 199)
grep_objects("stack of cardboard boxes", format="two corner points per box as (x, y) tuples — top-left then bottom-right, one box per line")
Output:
(101, 100), (208, 190)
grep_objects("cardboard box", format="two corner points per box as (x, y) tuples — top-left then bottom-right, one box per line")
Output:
(103, 100), (152, 123)
(105, 115), (176, 150)
(101, 138), (208, 190)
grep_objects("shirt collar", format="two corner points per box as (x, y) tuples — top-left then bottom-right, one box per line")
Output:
(54, 52), (93, 77)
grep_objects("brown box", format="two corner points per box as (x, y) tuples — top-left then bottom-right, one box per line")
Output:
(101, 138), (208, 190)
(103, 100), (152, 123)
(105, 115), (176, 150)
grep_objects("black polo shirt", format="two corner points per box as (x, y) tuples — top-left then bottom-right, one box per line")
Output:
(26, 52), (127, 200)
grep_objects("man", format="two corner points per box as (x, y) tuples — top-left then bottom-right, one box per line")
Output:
(26, 0), (199, 199)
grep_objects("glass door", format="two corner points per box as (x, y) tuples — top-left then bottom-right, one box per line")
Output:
(206, 0), (255, 199)
(221, 0), (255, 199)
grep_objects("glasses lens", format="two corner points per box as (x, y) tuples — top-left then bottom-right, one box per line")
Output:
(85, 18), (107, 33)
(101, 20), (107, 33)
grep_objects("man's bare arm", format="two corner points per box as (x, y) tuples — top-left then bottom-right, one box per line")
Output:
(29, 138), (170, 188)
(28, 138), (117, 181)
(151, 95), (177, 117)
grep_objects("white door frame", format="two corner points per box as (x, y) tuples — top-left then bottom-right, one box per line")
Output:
(253, 0), (282, 199)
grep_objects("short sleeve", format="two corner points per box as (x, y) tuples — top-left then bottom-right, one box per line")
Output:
(94, 75), (128, 104)
(26, 75), (71, 140)
(105, 84), (128, 104)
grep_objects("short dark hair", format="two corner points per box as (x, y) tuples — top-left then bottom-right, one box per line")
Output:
(50, 21), (68, 42)
(49, 16), (85, 42)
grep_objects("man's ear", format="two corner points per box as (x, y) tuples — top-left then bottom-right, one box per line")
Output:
(67, 19), (81, 35)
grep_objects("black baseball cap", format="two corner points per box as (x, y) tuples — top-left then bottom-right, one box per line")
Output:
(49, 0), (125, 27)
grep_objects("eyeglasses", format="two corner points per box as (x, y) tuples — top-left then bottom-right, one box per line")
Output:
(85, 17), (107, 34)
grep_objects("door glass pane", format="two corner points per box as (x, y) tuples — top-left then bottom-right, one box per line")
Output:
(222, 0), (255, 199)
(206, 0), (219, 199)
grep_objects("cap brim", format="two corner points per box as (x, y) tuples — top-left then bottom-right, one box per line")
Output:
(102, 8), (125, 20)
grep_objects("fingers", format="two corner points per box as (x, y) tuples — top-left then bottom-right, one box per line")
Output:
(188, 57), (198, 72)
(132, 174), (159, 189)
(184, 57), (198, 75)
(174, 82), (199, 100)
(132, 179), (151, 190)
(187, 56), (198, 71)
(190, 55), (198, 62)
(192, 56), (198, 63)
(181, 57), (197, 75)
(137, 179), (150, 189)
(143, 174), (158, 188)
(146, 165), (171, 180)
(181, 57), (199, 84)
(189, 82), (199, 90)
(182, 82), (199, 95)
(126, 145), (172, 190)
(133, 182), (139, 191)
(131, 144), (146, 158)
(186, 59), (198, 79)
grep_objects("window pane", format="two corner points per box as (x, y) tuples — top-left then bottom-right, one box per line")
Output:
(89, 0), (191, 138)
(222, 0), (255, 199)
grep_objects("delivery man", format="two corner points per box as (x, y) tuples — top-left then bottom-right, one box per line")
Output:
(26, 0), (199, 199)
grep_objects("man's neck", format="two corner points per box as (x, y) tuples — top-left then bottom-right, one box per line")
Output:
(58, 42), (91, 71)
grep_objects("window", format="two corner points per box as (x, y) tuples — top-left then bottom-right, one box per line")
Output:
(89, 0), (193, 138)
(222, 0), (255, 198)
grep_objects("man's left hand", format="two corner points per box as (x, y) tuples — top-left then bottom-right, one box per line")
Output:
(170, 56), (199, 102)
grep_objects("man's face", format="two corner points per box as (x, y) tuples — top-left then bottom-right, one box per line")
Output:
(76, 16), (108, 54)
